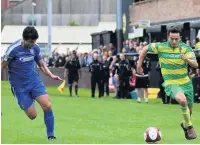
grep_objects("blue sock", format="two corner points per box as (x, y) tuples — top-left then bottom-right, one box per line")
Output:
(44, 109), (54, 137)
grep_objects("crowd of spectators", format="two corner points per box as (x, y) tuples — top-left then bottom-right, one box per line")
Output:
(46, 37), (200, 69)
(46, 40), (150, 68)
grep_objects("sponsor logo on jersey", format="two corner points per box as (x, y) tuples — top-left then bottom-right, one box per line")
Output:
(19, 56), (34, 62)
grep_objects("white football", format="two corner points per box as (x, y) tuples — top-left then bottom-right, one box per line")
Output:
(144, 127), (162, 143)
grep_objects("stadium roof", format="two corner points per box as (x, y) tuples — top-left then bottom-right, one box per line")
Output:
(1, 25), (98, 44)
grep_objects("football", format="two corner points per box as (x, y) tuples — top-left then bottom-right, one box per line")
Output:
(144, 127), (162, 143)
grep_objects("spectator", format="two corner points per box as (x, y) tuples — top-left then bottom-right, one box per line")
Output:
(102, 46), (108, 56)
(55, 53), (66, 68)
(98, 54), (102, 62)
(99, 45), (103, 53)
(128, 43), (137, 53)
(109, 43), (117, 55)
(138, 42), (144, 52)
(186, 40), (191, 47)
(107, 50), (113, 64)
(48, 56), (55, 67)
(124, 40), (129, 52)
(92, 48), (101, 54)
(78, 53), (84, 67)
(195, 37), (200, 49)
(82, 53), (88, 67)
(86, 52), (93, 66)
(129, 69), (136, 92)
(122, 48), (127, 53)
(143, 42), (148, 47)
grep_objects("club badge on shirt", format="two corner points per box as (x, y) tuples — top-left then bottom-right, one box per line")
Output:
(30, 49), (34, 55)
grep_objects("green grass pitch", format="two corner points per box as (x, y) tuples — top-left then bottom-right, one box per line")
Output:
(1, 81), (200, 144)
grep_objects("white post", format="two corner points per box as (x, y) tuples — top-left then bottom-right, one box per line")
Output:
(47, 0), (52, 57)
(31, 2), (36, 26)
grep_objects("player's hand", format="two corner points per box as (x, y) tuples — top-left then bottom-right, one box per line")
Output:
(180, 54), (188, 62)
(137, 66), (143, 74)
(51, 74), (63, 81)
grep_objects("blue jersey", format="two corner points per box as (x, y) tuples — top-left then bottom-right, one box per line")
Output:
(3, 39), (43, 88)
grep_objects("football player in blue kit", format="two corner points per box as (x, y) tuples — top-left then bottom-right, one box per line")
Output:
(1, 26), (62, 140)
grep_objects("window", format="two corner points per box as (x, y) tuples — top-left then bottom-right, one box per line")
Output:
(135, 0), (146, 3)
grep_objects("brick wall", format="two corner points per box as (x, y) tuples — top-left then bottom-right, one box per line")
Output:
(1, 0), (9, 11)
(130, 0), (200, 25)
(1, 68), (91, 88)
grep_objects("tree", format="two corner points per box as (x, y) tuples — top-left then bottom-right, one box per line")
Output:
(67, 20), (80, 26)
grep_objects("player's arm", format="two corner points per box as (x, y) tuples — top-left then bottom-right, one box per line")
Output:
(1, 61), (7, 70)
(137, 43), (159, 73)
(37, 60), (62, 80)
(34, 46), (62, 80)
(1, 44), (16, 70)
(181, 48), (198, 68)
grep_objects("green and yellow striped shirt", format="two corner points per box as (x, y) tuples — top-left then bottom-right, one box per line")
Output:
(148, 41), (196, 86)
(195, 42), (200, 49)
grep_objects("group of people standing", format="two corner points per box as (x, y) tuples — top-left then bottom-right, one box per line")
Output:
(63, 48), (152, 103)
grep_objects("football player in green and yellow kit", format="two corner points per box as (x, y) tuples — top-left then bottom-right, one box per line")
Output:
(137, 26), (198, 140)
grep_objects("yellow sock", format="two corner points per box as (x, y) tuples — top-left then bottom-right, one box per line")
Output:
(181, 106), (192, 127)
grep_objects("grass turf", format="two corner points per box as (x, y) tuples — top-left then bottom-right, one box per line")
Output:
(1, 81), (200, 144)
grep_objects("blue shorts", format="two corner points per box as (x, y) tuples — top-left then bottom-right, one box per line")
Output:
(11, 82), (47, 110)
(112, 77), (119, 86)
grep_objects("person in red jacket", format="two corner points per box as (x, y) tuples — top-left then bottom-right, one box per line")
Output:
(130, 69), (136, 91)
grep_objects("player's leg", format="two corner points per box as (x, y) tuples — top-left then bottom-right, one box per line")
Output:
(73, 75), (79, 97)
(188, 105), (193, 116)
(24, 104), (37, 120)
(35, 94), (55, 140)
(174, 92), (192, 127)
(97, 79), (102, 98)
(135, 77), (141, 103)
(124, 79), (130, 99)
(137, 88), (141, 103)
(11, 87), (37, 120)
(101, 78), (104, 97)
(122, 80), (127, 99)
(174, 92), (196, 140)
(144, 77), (149, 103)
(32, 82), (56, 140)
(116, 81), (120, 98)
(68, 74), (73, 97)
(99, 77), (104, 97)
(73, 81), (79, 97)
(185, 83), (194, 116)
(144, 88), (148, 103)
(105, 77), (109, 96)
(168, 84), (196, 140)
(91, 76), (96, 98)
(112, 77), (117, 98)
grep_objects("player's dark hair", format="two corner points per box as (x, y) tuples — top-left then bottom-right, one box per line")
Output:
(22, 26), (39, 40)
(167, 26), (181, 35)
